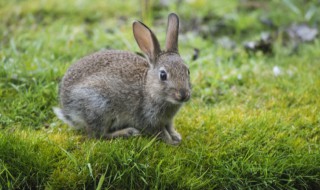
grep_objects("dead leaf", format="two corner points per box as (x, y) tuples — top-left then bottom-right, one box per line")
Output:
(287, 23), (318, 42)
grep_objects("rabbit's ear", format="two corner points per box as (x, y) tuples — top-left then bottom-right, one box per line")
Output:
(133, 21), (161, 63)
(165, 13), (179, 53)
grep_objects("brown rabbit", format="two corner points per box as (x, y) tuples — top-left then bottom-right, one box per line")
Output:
(54, 13), (191, 145)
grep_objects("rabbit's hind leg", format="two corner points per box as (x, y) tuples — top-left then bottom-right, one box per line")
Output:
(69, 86), (141, 139)
(69, 86), (112, 137)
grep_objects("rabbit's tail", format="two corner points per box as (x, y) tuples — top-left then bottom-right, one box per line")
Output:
(53, 107), (76, 128)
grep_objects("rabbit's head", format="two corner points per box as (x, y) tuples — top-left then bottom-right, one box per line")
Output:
(133, 13), (191, 105)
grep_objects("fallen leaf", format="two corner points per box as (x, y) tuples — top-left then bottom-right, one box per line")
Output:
(287, 23), (318, 42)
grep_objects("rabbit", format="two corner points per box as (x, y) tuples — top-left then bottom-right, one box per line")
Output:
(53, 13), (191, 145)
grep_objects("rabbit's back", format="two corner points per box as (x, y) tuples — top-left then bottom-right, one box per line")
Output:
(59, 50), (149, 104)
(61, 50), (148, 90)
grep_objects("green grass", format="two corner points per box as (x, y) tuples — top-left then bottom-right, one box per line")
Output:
(1, 0), (320, 189)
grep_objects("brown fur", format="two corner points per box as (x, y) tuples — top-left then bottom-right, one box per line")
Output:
(54, 13), (191, 145)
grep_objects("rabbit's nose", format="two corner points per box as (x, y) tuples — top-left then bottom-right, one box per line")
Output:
(177, 89), (190, 102)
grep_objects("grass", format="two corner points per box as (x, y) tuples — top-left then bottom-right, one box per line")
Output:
(1, 0), (320, 189)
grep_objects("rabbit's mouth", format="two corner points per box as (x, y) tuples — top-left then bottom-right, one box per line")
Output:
(166, 97), (183, 105)
(167, 89), (191, 104)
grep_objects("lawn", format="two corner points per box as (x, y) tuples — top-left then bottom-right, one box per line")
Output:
(1, 0), (320, 189)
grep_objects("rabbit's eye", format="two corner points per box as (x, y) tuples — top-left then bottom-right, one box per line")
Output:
(187, 69), (190, 75)
(160, 70), (167, 81)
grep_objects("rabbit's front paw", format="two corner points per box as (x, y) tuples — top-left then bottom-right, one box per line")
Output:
(170, 131), (182, 143)
(161, 128), (181, 145)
